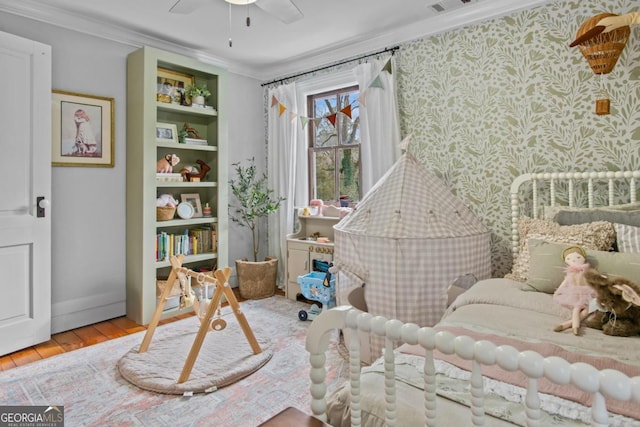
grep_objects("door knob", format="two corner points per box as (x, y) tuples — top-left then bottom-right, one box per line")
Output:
(37, 197), (50, 218)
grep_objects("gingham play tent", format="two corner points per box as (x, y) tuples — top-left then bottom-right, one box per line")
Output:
(333, 152), (491, 338)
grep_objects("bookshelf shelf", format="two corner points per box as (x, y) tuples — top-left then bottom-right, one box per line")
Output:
(126, 46), (228, 325)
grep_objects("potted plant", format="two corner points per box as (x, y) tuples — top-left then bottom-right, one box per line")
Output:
(229, 157), (285, 299)
(185, 84), (211, 106)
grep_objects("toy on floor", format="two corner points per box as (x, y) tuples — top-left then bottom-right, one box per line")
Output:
(297, 265), (336, 321)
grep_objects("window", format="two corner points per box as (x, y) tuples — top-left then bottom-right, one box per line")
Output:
(307, 85), (360, 204)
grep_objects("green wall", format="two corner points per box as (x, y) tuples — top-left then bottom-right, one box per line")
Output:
(395, 0), (640, 276)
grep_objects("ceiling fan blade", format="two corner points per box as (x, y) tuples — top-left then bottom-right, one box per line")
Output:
(169, 0), (208, 14)
(255, 0), (303, 24)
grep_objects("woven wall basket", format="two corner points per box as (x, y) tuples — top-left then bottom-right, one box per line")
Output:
(575, 13), (630, 75)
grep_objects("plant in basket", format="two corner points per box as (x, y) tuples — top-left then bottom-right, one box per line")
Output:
(229, 157), (285, 299)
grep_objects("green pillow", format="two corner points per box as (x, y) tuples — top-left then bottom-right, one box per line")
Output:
(526, 238), (640, 293)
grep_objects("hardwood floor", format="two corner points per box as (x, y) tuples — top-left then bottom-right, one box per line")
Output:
(0, 288), (283, 372)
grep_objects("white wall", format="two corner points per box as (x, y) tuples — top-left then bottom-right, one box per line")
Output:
(0, 12), (264, 332)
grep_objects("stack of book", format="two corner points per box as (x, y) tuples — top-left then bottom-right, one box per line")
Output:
(184, 138), (208, 146)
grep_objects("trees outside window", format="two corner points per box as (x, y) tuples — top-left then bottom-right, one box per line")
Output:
(307, 85), (360, 203)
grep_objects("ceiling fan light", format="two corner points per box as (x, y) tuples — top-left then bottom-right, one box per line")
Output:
(225, 0), (257, 5)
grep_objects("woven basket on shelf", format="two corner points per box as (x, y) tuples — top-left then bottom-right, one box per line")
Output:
(156, 206), (176, 221)
(574, 13), (630, 75)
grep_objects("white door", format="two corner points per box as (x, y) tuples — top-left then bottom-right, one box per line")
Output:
(0, 31), (52, 356)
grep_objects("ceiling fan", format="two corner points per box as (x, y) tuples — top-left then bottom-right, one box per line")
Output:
(169, 0), (303, 24)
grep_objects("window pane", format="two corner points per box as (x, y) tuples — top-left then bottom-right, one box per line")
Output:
(313, 150), (335, 201)
(343, 93), (359, 145)
(313, 96), (338, 147)
(339, 147), (360, 201)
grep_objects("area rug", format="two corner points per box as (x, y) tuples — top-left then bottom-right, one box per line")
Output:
(0, 296), (348, 427)
(117, 321), (273, 394)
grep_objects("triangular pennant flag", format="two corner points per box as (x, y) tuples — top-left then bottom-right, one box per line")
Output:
(369, 75), (384, 89)
(278, 103), (286, 116)
(289, 111), (298, 121)
(271, 95), (279, 107)
(300, 116), (310, 128)
(382, 58), (392, 74)
(358, 91), (367, 108)
(326, 113), (337, 127)
(340, 105), (352, 119)
(313, 118), (323, 128)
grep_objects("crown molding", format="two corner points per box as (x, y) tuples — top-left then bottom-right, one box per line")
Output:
(258, 0), (554, 82)
(0, 0), (554, 81)
(0, 0), (260, 78)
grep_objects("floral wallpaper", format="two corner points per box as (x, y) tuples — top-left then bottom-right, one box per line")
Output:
(395, 0), (640, 276)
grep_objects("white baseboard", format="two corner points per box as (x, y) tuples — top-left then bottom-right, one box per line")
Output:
(51, 291), (125, 334)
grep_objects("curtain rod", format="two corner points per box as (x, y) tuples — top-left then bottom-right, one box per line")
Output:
(260, 45), (400, 87)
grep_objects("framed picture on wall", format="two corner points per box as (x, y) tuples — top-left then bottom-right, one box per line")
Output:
(156, 122), (178, 144)
(181, 193), (203, 218)
(51, 90), (115, 167)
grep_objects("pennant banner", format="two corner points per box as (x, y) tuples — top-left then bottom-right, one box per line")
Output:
(270, 58), (392, 128)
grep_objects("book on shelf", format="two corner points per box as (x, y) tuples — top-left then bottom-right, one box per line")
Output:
(155, 225), (217, 262)
(156, 173), (183, 183)
(184, 138), (208, 146)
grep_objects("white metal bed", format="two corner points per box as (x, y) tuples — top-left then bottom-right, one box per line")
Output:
(305, 171), (640, 427)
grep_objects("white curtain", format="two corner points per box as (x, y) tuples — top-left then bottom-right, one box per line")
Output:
(353, 56), (401, 193)
(267, 83), (306, 288)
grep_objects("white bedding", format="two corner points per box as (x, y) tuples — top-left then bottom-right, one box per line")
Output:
(326, 278), (640, 427)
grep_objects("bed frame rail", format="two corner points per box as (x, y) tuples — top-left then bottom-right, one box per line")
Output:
(510, 171), (640, 256)
(306, 306), (640, 427)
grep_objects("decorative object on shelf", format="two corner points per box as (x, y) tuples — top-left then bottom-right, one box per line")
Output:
(185, 84), (211, 107)
(203, 203), (213, 217)
(156, 122), (178, 143)
(156, 196), (178, 221)
(229, 157), (285, 299)
(569, 13), (631, 115)
(157, 194), (179, 208)
(51, 90), (115, 167)
(156, 206), (176, 221)
(180, 159), (211, 182)
(181, 193), (203, 218)
(182, 122), (201, 139)
(178, 129), (188, 144)
(157, 67), (194, 106)
(157, 154), (180, 173)
(176, 201), (195, 220)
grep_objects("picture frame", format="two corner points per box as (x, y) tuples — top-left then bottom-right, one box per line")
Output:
(181, 193), (203, 218)
(157, 67), (194, 105)
(51, 90), (114, 167)
(156, 122), (178, 144)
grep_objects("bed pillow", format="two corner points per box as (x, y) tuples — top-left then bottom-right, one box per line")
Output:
(504, 217), (615, 283)
(544, 203), (640, 227)
(527, 238), (640, 293)
(614, 223), (640, 253)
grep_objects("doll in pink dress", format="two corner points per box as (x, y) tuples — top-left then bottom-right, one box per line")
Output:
(553, 246), (596, 335)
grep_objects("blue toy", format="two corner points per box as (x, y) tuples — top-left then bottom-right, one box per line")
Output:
(297, 270), (336, 321)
